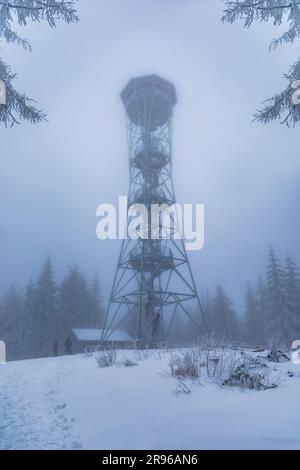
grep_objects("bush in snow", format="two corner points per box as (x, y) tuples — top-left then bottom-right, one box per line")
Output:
(134, 347), (151, 361)
(123, 358), (138, 367)
(197, 335), (242, 381)
(166, 338), (282, 392)
(167, 338), (242, 382)
(168, 350), (200, 379)
(223, 363), (278, 391)
(173, 378), (192, 396)
(266, 350), (290, 363)
(241, 353), (268, 368)
(222, 353), (280, 391)
(95, 348), (118, 368)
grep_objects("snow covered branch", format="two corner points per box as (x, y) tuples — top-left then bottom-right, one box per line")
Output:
(255, 58), (300, 126)
(223, 1), (300, 126)
(0, 58), (46, 126)
(0, 1), (78, 31)
(223, 1), (300, 49)
(0, 0), (78, 126)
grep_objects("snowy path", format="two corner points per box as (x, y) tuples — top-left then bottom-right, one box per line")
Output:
(0, 356), (81, 449)
(1, 350), (300, 449)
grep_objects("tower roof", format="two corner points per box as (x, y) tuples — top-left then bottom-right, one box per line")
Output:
(121, 74), (177, 128)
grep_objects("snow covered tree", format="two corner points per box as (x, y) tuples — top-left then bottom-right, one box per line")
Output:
(210, 285), (239, 341)
(58, 265), (90, 340)
(88, 273), (104, 328)
(0, 285), (23, 360)
(21, 279), (37, 358)
(198, 289), (214, 337)
(265, 247), (290, 347)
(0, 0), (78, 126)
(33, 257), (58, 357)
(244, 284), (263, 345)
(244, 285), (258, 343)
(222, 1), (300, 126)
(255, 276), (267, 342)
(283, 256), (300, 340)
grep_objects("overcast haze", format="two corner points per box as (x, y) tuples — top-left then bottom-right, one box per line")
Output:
(1, 0), (299, 312)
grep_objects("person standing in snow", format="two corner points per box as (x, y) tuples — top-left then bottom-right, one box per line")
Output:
(64, 336), (73, 355)
(52, 341), (58, 357)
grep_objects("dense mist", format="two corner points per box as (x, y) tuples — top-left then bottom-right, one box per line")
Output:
(1, 0), (299, 312)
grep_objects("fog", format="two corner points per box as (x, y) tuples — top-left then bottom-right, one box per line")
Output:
(1, 0), (299, 312)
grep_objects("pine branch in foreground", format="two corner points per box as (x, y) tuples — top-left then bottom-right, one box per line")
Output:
(222, 1), (300, 126)
(0, 59), (46, 126)
(0, 0), (78, 126)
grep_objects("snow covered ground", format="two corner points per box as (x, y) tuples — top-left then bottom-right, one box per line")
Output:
(0, 348), (300, 450)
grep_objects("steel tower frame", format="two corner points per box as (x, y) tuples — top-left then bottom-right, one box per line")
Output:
(101, 75), (207, 345)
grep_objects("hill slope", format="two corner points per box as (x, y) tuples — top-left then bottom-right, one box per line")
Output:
(0, 349), (299, 450)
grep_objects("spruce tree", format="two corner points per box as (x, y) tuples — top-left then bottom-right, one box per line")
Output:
(33, 258), (58, 357)
(21, 279), (37, 358)
(244, 285), (260, 345)
(210, 285), (238, 341)
(88, 274), (104, 328)
(59, 265), (90, 342)
(0, 285), (23, 360)
(265, 247), (288, 347)
(255, 276), (267, 344)
(283, 256), (300, 342)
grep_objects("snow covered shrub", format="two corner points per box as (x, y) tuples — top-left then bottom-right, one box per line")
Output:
(83, 346), (94, 358)
(205, 348), (240, 381)
(266, 350), (289, 363)
(197, 336), (242, 381)
(173, 378), (192, 396)
(123, 358), (138, 367)
(167, 340), (242, 384)
(168, 350), (200, 379)
(223, 363), (277, 391)
(166, 338), (283, 393)
(95, 348), (118, 368)
(241, 353), (268, 368)
(155, 349), (165, 360)
(134, 347), (151, 361)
